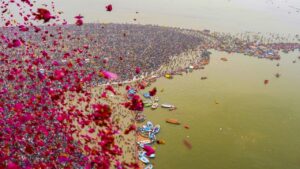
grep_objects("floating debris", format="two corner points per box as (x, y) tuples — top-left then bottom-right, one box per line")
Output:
(183, 139), (192, 149)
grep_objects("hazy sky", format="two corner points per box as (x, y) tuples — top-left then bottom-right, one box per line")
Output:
(11, 0), (300, 33)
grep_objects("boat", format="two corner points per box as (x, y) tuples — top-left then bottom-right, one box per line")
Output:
(144, 102), (152, 108)
(168, 106), (177, 111)
(135, 114), (145, 123)
(137, 139), (152, 145)
(146, 121), (154, 129)
(166, 119), (180, 125)
(161, 104), (174, 108)
(201, 77), (207, 80)
(128, 89), (136, 95)
(143, 93), (151, 98)
(151, 103), (159, 109)
(221, 57), (228, 61)
(138, 153), (150, 164)
(148, 154), (155, 158)
(156, 139), (166, 144)
(164, 74), (173, 79)
(141, 125), (152, 132)
(152, 125), (160, 134)
(154, 97), (159, 102)
(144, 164), (153, 169)
(148, 132), (156, 141)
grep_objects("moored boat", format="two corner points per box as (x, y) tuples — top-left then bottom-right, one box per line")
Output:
(135, 114), (146, 123)
(138, 153), (150, 164)
(143, 92), (151, 98)
(152, 125), (160, 134)
(144, 164), (153, 169)
(151, 103), (159, 109)
(161, 104), (174, 108)
(166, 119), (180, 125)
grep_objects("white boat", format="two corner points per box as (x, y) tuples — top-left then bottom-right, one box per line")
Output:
(151, 103), (159, 109)
(146, 121), (154, 128)
(148, 154), (156, 158)
(137, 140), (152, 145)
(144, 164), (153, 169)
(138, 152), (150, 164)
(152, 125), (160, 134)
(161, 104), (175, 108)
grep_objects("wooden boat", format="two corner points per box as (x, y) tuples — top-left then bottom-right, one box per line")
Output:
(165, 119), (180, 125)
(264, 80), (269, 85)
(220, 57), (228, 61)
(201, 77), (207, 80)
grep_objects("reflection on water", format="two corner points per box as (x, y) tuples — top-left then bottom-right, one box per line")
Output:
(143, 51), (300, 169)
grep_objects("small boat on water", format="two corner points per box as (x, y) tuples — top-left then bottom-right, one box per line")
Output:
(128, 89), (136, 95)
(135, 114), (145, 123)
(151, 103), (159, 109)
(146, 121), (154, 128)
(143, 100), (153, 107)
(144, 164), (153, 169)
(144, 102), (152, 107)
(137, 139), (152, 145)
(152, 125), (160, 134)
(169, 106), (177, 111)
(201, 77), (207, 80)
(166, 119), (180, 125)
(164, 74), (173, 79)
(138, 152), (150, 164)
(143, 93), (151, 99)
(148, 132), (156, 141)
(161, 104), (175, 108)
(141, 125), (152, 133)
(221, 57), (228, 61)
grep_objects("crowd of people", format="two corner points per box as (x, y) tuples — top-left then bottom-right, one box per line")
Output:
(1, 21), (299, 168)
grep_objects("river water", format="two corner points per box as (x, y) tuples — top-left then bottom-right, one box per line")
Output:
(143, 51), (300, 169)
(53, 0), (300, 34)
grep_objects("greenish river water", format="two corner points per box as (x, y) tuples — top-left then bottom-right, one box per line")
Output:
(143, 51), (300, 169)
